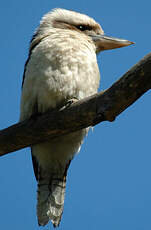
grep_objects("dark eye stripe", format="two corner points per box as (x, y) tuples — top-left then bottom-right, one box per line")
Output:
(76, 25), (92, 31)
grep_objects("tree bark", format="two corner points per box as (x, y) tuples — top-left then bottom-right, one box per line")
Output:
(0, 52), (151, 156)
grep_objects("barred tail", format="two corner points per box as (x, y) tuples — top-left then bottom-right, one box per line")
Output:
(37, 162), (71, 227)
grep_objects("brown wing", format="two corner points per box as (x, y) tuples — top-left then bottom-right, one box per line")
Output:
(31, 148), (39, 181)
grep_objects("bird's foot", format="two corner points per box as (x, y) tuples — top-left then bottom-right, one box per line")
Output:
(60, 98), (78, 111)
(65, 98), (79, 107)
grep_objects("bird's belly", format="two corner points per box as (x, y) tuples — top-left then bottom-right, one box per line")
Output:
(32, 128), (88, 171)
(36, 66), (99, 113)
(31, 65), (97, 170)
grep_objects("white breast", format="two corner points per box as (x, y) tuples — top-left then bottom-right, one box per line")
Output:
(20, 29), (100, 121)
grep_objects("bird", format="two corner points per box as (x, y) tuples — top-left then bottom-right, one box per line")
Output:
(20, 8), (133, 227)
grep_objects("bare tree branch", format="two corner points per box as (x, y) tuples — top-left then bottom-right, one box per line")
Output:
(0, 52), (151, 156)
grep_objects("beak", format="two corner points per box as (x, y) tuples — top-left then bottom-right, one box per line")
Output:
(91, 34), (134, 52)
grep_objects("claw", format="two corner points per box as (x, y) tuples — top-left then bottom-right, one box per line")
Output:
(60, 98), (79, 111)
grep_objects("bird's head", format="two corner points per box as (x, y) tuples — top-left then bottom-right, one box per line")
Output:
(32, 8), (134, 53)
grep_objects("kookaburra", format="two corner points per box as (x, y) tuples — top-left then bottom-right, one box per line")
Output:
(20, 8), (133, 227)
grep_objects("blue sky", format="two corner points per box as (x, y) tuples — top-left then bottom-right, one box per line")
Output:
(0, 1), (151, 229)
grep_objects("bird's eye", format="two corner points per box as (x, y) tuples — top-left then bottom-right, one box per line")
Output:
(76, 25), (92, 31)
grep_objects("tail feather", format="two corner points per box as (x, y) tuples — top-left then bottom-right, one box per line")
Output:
(37, 162), (70, 227)
(37, 176), (66, 227)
